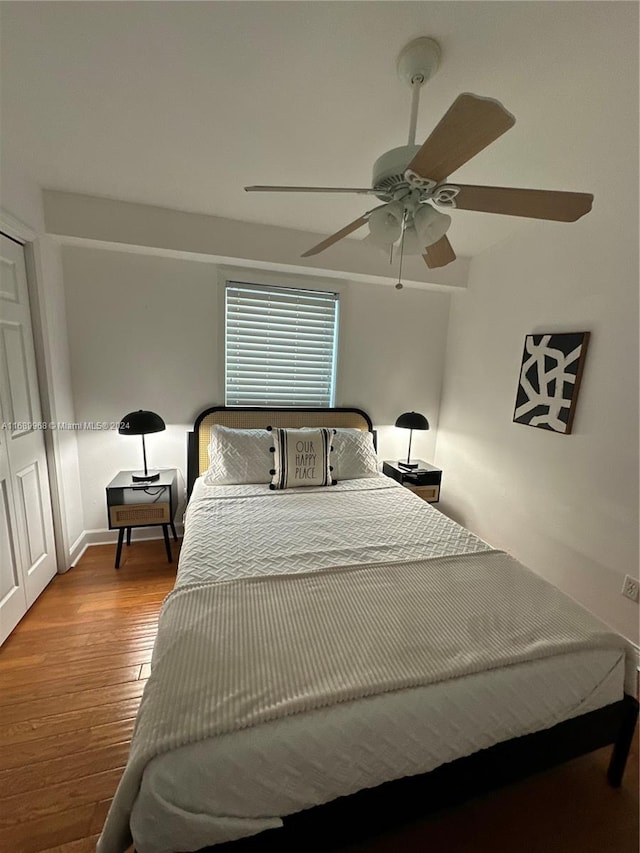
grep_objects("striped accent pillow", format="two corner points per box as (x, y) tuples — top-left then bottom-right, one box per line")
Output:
(268, 427), (335, 490)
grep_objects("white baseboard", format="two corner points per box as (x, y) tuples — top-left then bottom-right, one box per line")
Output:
(82, 524), (184, 547)
(68, 532), (89, 568)
(65, 525), (184, 568)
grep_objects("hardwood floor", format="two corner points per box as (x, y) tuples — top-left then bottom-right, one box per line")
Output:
(0, 540), (637, 853)
(0, 539), (177, 853)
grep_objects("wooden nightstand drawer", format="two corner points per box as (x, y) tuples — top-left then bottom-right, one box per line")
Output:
(109, 503), (170, 527)
(406, 484), (440, 502)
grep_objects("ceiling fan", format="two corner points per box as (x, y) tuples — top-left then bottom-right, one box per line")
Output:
(245, 38), (593, 287)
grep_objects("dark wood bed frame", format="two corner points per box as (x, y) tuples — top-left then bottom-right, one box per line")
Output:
(186, 405), (638, 853)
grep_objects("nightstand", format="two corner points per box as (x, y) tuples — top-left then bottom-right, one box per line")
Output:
(106, 469), (178, 568)
(382, 459), (442, 503)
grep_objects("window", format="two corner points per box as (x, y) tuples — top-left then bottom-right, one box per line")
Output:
(225, 282), (339, 407)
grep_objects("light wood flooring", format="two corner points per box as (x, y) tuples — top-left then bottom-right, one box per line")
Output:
(0, 540), (637, 853)
(0, 539), (177, 853)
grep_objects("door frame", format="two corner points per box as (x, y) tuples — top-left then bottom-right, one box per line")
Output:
(0, 207), (67, 573)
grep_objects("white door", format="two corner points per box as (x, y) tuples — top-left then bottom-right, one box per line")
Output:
(0, 232), (57, 643)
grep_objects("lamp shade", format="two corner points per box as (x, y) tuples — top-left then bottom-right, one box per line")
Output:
(119, 410), (166, 436)
(119, 411), (165, 482)
(368, 201), (404, 247)
(395, 411), (429, 431)
(413, 204), (451, 248)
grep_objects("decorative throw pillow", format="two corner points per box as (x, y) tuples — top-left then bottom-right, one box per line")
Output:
(204, 425), (272, 485)
(268, 427), (336, 490)
(332, 429), (379, 479)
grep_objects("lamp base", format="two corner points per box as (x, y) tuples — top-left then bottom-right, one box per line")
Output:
(131, 470), (160, 482)
(398, 460), (419, 470)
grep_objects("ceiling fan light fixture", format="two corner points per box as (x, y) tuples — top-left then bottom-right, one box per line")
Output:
(367, 201), (404, 246)
(413, 203), (452, 248)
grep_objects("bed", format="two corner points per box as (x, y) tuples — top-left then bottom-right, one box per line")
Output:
(98, 406), (638, 853)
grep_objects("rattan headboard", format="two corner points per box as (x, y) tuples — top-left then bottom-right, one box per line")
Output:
(187, 406), (374, 497)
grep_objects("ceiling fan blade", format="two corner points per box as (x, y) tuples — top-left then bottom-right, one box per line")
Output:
(245, 185), (384, 196)
(423, 236), (456, 269)
(446, 185), (593, 222)
(407, 93), (515, 183)
(301, 214), (370, 257)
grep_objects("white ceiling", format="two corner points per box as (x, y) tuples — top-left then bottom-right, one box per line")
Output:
(1, 2), (636, 258)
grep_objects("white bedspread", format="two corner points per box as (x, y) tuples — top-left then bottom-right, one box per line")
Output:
(98, 476), (629, 853)
(177, 475), (492, 586)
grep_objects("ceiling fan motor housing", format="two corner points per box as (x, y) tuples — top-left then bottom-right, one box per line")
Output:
(372, 145), (423, 200)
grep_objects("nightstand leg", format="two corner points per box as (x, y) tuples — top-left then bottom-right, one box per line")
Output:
(126, 527), (131, 546)
(170, 521), (178, 542)
(115, 528), (125, 569)
(162, 525), (172, 563)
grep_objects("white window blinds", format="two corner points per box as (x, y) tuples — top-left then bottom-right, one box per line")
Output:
(225, 283), (339, 407)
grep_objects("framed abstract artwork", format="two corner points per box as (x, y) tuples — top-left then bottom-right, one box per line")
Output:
(513, 332), (590, 434)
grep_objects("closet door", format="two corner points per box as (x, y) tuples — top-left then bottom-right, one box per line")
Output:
(0, 398), (26, 643)
(0, 232), (57, 643)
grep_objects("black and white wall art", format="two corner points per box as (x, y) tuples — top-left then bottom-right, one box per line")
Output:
(513, 332), (590, 434)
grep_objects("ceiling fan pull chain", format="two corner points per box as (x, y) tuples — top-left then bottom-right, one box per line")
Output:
(407, 75), (424, 146)
(395, 211), (408, 289)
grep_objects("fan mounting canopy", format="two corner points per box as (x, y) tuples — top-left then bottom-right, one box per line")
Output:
(396, 37), (441, 86)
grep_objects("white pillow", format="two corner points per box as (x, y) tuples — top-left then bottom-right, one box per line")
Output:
(332, 429), (379, 479)
(269, 427), (335, 490)
(203, 424), (378, 485)
(204, 425), (271, 485)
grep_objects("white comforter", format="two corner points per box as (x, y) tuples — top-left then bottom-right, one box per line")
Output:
(100, 476), (627, 853)
(177, 475), (492, 586)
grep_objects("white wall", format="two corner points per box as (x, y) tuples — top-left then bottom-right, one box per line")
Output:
(435, 213), (638, 645)
(337, 281), (449, 463)
(62, 245), (450, 534)
(435, 0), (639, 647)
(0, 161), (45, 233)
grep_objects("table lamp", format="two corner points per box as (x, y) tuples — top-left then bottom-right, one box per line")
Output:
(119, 410), (165, 482)
(395, 411), (429, 469)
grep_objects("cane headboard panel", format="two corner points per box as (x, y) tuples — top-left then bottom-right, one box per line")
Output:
(187, 406), (374, 497)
